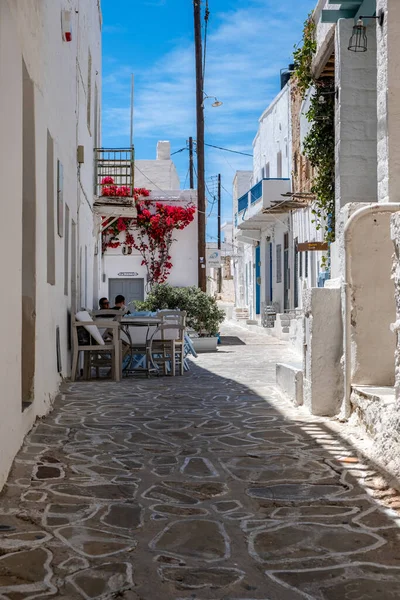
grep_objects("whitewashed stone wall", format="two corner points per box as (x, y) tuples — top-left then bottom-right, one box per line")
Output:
(377, 0), (400, 204)
(0, 0), (101, 489)
(335, 19), (377, 223)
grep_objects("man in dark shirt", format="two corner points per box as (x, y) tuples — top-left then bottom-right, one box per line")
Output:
(112, 294), (130, 314)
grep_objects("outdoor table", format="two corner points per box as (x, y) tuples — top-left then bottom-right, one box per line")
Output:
(120, 317), (163, 374)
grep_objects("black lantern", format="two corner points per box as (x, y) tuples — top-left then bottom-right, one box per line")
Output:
(348, 18), (368, 52)
(348, 10), (385, 53)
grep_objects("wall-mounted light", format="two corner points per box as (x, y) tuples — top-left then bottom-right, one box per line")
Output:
(348, 10), (384, 53)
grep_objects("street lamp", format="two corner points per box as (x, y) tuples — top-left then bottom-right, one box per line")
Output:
(202, 95), (223, 108)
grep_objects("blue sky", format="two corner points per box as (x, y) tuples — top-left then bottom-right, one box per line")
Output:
(101, 0), (316, 241)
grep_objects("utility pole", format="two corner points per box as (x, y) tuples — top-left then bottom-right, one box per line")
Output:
(217, 173), (222, 294)
(188, 137), (194, 189)
(193, 0), (207, 292)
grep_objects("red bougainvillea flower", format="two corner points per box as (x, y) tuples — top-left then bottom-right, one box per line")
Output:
(102, 189), (196, 285)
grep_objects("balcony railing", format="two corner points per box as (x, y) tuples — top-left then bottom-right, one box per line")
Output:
(250, 180), (262, 204)
(238, 193), (248, 213)
(235, 177), (292, 228)
(94, 147), (135, 197)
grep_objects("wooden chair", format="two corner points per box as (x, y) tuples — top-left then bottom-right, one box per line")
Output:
(71, 314), (121, 381)
(147, 323), (186, 376)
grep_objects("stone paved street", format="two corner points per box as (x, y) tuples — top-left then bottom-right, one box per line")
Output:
(2, 322), (400, 599)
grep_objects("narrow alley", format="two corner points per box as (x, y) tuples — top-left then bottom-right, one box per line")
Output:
(1, 323), (400, 599)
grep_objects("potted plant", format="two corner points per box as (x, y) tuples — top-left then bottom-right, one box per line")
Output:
(136, 284), (225, 352)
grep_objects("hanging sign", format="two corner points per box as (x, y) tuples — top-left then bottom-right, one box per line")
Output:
(207, 249), (222, 267)
(297, 242), (328, 252)
(118, 272), (138, 277)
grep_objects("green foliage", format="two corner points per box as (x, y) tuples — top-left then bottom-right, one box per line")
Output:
(136, 284), (225, 336)
(293, 13), (335, 256)
(293, 14), (317, 98)
(303, 83), (335, 248)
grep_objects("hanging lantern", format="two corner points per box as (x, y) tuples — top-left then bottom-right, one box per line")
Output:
(348, 18), (367, 52)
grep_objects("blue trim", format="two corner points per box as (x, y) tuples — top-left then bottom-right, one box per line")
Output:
(255, 245), (261, 315)
(250, 181), (263, 204)
(269, 242), (273, 302)
(238, 193), (248, 212)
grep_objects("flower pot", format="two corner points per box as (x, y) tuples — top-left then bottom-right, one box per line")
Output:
(191, 336), (218, 353)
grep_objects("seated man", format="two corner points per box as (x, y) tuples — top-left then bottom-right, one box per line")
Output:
(112, 294), (130, 314)
(99, 297), (110, 310)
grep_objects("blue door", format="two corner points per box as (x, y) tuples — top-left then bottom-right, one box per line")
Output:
(255, 245), (261, 315)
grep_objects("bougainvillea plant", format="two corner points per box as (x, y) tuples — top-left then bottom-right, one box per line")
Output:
(101, 179), (196, 287)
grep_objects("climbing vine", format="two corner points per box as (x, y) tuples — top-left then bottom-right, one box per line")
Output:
(293, 14), (335, 251)
(293, 14), (316, 98)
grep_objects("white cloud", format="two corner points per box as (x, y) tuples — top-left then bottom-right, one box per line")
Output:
(102, 0), (315, 233)
(103, 0), (314, 142)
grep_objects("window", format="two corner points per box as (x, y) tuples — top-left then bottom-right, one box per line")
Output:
(294, 239), (299, 308)
(299, 250), (303, 278)
(305, 248), (309, 278)
(276, 244), (282, 283)
(64, 205), (70, 296)
(305, 158), (311, 180)
(57, 160), (64, 238)
(94, 83), (99, 147)
(265, 162), (270, 178)
(47, 131), (55, 285)
(87, 50), (92, 134)
(261, 166), (265, 179)
(277, 151), (282, 178)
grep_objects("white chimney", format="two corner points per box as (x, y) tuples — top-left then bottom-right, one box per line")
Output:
(157, 141), (171, 160)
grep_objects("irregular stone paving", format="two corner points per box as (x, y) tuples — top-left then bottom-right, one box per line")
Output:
(2, 322), (400, 599)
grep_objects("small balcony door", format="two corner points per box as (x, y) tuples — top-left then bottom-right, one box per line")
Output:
(284, 233), (290, 310)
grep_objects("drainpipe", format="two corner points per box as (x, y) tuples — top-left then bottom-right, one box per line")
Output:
(343, 203), (400, 418)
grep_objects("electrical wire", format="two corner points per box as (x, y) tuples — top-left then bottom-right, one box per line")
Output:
(183, 167), (190, 189)
(204, 142), (253, 157)
(171, 147), (187, 156)
(221, 184), (233, 198)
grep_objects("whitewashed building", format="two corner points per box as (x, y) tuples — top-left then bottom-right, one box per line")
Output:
(0, 0), (101, 487)
(99, 141), (198, 306)
(233, 80), (326, 331)
(274, 0), (400, 477)
(207, 221), (235, 302)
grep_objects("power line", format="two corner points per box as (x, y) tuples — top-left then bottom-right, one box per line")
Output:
(204, 142), (253, 157)
(221, 184), (232, 198)
(171, 147), (187, 156)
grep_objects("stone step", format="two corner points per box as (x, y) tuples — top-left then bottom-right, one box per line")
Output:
(351, 385), (396, 437)
(276, 362), (303, 407)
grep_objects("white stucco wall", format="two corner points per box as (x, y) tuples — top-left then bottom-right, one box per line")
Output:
(347, 210), (395, 386)
(377, 0), (400, 204)
(303, 286), (343, 416)
(0, 0), (101, 489)
(335, 18), (377, 221)
(134, 141), (180, 191)
(253, 85), (291, 181)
